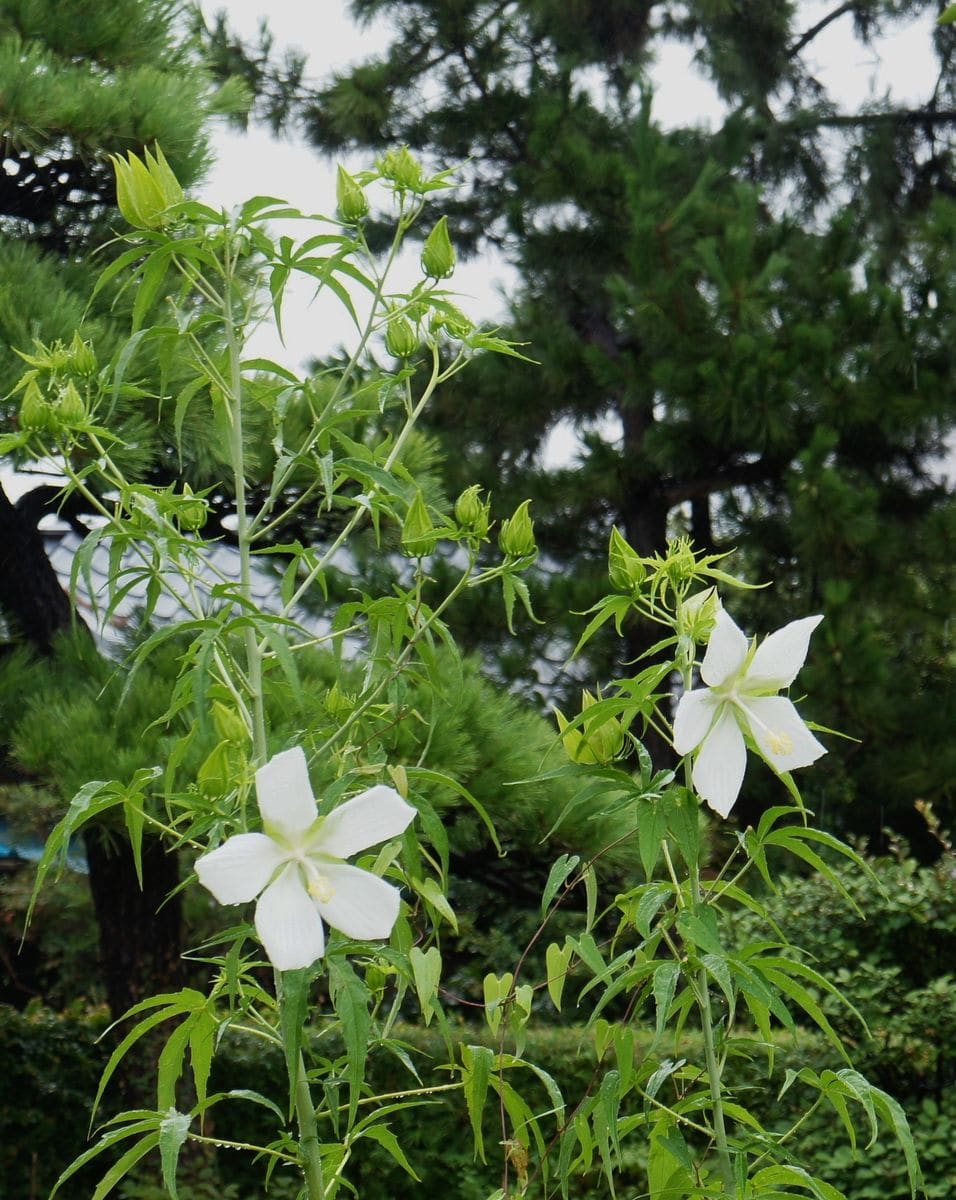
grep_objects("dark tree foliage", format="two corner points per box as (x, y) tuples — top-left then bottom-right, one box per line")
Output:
(207, 0), (956, 849)
(0, 0), (244, 1020)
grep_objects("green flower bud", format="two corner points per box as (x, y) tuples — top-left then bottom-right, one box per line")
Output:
(664, 536), (698, 589)
(20, 380), (57, 432)
(401, 490), (439, 557)
(197, 740), (234, 798)
(380, 145), (424, 192)
(420, 216), (456, 279)
(336, 165), (369, 222)
(499, 499), (536, 559)
(177, 484), (208, 532)
(324, 681), (354, 719)
(385, 316), (419, 358)
(69, 332), (97, 376)
(429, 302), (473, 338)
(110, 143), (183, 229)
(56, 380), (86, 426)
(555, 691), (625, 765)
(454, 484), (490, 539)
(679, 587), (721, 643)
(608, 526), (645, 591)
(211, 700), (249, 746)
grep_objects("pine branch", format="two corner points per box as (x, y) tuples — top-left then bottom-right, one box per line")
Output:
(787, 2), (856, 59)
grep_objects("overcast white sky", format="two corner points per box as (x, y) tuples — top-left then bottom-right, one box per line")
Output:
(195, 0), (940, 371)
(1, 2), (943, 499)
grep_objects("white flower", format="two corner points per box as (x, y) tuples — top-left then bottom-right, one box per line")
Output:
(673, 610), (826, 818)
(195, 747), (415, 971)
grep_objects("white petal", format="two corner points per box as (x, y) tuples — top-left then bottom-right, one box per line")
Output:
(739, 695), (827, 773)
(195, 833), (285, 905)
(315, 862), (402, 942)
(316, 785), (416, 859)
(745, 615), (823, 693)
(673, 688), (719, 755)
(700, 610), (749, 688)
(256, 747), (318, 841)
(692, 706), (748, 819)
(254, 863), (326, 971)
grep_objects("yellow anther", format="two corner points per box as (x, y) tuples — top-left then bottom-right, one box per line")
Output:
(307, 875), (335, 904)
(767, 731), (794, 757)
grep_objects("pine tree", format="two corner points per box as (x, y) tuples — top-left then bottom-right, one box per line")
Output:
(0, 0), (243, 1018)
(215, 0), (956, 847)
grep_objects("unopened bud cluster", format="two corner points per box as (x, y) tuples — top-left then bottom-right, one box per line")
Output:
(420, 216), (456, 279)
(499, 500), (536, 560)
(14, 333), (97, 436)
(110, 144), (183, 230)
(335, 165), (369, 223)
(554, 690), (626, 765)
(454, 485), (491, 548)
(401, 490), (440, 557)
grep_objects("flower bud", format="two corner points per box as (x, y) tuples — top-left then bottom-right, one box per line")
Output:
(401, 490), (439, 557)
(20, 380), (57, 432)
(454, 485), (490, 540)
(385, 316), (419, 358)
(608, 526), (645, 592)
(336, 165), (369, 222)
(381, 145), (424, 192)
(420, 216), (456, 279)
(211, 700), (249, 746)
(555, 691), (625, 765)
(679, 587), (721, 643)
(429, 302), (473, 339)
(197, 741), (233, 798)
(324, 681), (354, 719)
(69, 332), (97, 376)
(177, 484), (208, 532)
(499, 500), (536, 559)
(664, 536), (698, 589)
(110, 143), (183, 229)
(57, 380), (86, 426)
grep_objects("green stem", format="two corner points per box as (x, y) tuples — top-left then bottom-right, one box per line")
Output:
(679, 643), (735, 1195)
(222, 263), (267, 762)
(295, 1050), (326, 1200)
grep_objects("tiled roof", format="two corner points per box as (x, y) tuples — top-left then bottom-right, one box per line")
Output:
(43, 529), (331, 652)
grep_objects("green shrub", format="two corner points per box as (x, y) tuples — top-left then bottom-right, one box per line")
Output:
(4, 1002), (951, 1200)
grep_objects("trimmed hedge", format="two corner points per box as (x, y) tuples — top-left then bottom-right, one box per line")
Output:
(3, 1006), (953, 1200)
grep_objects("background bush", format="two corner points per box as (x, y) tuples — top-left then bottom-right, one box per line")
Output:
(4, 1002), (953, 1200)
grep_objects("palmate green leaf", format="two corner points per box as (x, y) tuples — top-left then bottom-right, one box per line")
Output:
(648, 1119), (696, 1200)
(759, 953), (869, 1038)
(757, 963), (852, 1060)
(571, 594), (635, 658)
(278, 966), (314, 1117)
(159, 1109), (192, 1200)
(92, 989), (209, 1124)
(751, 1164), (846, 1200)
(652, 961), (680, 1042)
(328, 955), (371, 1128)
(668, 787), (700, 870)
(25, 779), (118, 932)
(763, 827), (868, 916)
(406, 766), (502, 854)
(49, 1115), (159, 1198)
(91, 1131), (162, 1200)
(354, 1124), (421, 1180)
(637, 796), (668, 879)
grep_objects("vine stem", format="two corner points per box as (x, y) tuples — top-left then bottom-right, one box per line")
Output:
(679, 638), (735, 1195)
